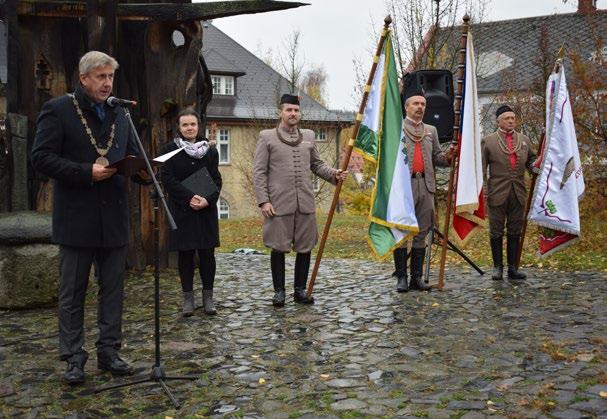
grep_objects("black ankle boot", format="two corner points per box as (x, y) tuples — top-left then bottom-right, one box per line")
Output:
(409, 247), (430, 291)
(507, 235), (526, 280)
(490, 237), (504, 281)
(294, 252), (314, 304)
(393, 247), (409, 292)
(271, 251), (286, 306)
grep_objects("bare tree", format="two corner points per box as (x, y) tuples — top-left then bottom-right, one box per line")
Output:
(279, 30), (305, 94)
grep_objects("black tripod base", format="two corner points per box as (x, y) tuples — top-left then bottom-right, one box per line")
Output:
(94, 365), (198, 409)
(432, 228), (484, 276)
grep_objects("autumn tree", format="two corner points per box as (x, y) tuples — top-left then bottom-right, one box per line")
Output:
(300, 64), (328, 107)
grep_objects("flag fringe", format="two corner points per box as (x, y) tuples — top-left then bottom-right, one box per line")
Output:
(450, 224), (483, 248)
(368, 215), (420, 233)
(366, 230), (416, 261)
(536, 236), (579, 259)
(352, 146), (378, 164)
(528, 219), (581, 236)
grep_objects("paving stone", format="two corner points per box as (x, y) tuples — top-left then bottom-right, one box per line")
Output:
(550, 410), (585, 419)
(330, 398), (368, 411)
(0, 254), (604, 418)
(460, 412), (487, 419)
(447, 400), (486, 410)
(570, 399), (607, 415)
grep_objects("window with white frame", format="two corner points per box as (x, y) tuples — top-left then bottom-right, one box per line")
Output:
(211, 75), (234, 95)
(317, 128), (327, 141)
(217, 197), (230, 219)
(217, 128), (230, 164)
(205, 126), (230, 164)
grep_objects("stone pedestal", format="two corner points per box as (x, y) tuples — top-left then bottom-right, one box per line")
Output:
(0, 211), (59, 309)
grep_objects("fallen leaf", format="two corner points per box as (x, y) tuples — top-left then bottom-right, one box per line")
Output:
(600, 391), (607, 398)
(432, 303), (440, 308)
(258, 378), (266, 385)
(320, 374), (330, 379)
(576, 353), (594, 362)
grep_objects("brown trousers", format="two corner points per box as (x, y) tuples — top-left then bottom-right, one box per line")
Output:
(488, 187), (524, 239)
(262, 209), (318, 253)
(411, 176), (434, 249)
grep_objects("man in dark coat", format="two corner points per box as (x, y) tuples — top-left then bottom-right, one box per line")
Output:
(482, 105), (537, 281)
(31, 51), (142, 384)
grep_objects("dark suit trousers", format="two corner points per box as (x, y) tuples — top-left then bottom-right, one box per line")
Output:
(488, 187), (524, 239)
(58, 245), (127, 361)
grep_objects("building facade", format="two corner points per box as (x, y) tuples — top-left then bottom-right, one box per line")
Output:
(201, 22), (351, 218)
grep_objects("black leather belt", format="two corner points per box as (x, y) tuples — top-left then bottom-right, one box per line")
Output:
(411, 172), (425, 178)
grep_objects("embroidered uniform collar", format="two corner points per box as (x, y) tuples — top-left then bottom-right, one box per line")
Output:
(276, 125), (303, 146)
(405, 116), (423, 127)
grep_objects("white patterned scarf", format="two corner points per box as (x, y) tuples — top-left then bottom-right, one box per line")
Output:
(174, 137), (209, 159)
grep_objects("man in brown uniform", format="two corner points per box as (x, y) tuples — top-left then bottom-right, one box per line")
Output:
(393, 89), (452, 292)
(253, 94), (347, 306)
(482, 105), (537, 281)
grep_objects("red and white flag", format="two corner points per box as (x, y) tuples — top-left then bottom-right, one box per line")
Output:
(452, 32), (486, 245)
(529, 63), (584, 257)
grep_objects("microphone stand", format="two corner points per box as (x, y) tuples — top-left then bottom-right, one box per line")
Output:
(94, 104), (197, 409)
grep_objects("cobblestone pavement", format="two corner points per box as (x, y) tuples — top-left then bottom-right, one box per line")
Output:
(1, 254), (606, 418)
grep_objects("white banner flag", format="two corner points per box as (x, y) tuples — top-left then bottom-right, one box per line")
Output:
(528, 64), (585, 257)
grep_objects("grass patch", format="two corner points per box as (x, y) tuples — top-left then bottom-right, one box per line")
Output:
(572, 395), (591, 403)
(218, 209), (607, 270)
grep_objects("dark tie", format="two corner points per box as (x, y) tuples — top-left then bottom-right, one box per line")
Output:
(94, 103), (105, 121)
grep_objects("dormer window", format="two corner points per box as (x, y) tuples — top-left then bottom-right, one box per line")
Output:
(211, 75), (234, 96)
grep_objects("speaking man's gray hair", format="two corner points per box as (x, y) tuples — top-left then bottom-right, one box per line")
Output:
(78, 51), (119, 75)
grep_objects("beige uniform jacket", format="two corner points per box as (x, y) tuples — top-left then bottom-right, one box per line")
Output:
(403, 119), (449, 194)
(482, 130), (536, 207)
(253, 126), (337, 216)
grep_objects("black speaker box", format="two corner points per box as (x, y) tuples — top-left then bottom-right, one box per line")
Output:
(402, 70), (455, 142)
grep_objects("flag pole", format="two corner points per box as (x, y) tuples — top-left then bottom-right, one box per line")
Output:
(516, 130), (545, 268)
(436, 14), (470, 290)
(516, 47), (565, 267)
(307, 15), (393, 297)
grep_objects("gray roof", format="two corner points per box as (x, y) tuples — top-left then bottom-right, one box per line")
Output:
(202, 22), (349, 124)
(0, 20), (6, 84)
(438, 10), (607, 95)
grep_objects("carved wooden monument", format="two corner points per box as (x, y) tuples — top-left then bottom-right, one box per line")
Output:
(0, 0), (305, 307)
(1, 0), (305, 260)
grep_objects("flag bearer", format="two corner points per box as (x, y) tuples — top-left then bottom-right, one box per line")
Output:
(253, 94), (347, 306)
(393, 84), (453, 292)
(482, 105), (537, 281)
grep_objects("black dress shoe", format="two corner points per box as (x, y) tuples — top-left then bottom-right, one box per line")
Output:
(507, 266), (527, 280)
(410, 275), (431, 291)
(98, 354), (133, 376)
(396, 276), (409, 292)
(492, 266), (504, 280)
(272, 289), (286, 307)
(63, 361), (85, 385)
(293, 288), (314, 304)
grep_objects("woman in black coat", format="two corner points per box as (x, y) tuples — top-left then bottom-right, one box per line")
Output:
(160, 109), (222, 316)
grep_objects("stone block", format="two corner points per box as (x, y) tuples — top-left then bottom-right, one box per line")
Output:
(0, 243), (59, 308)
(0, 211), (58, 308)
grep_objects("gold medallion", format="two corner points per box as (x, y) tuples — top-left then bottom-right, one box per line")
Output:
(95, 156), (109, 167)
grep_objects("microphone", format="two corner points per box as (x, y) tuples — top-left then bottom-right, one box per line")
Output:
(106, 96), (138, 107)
